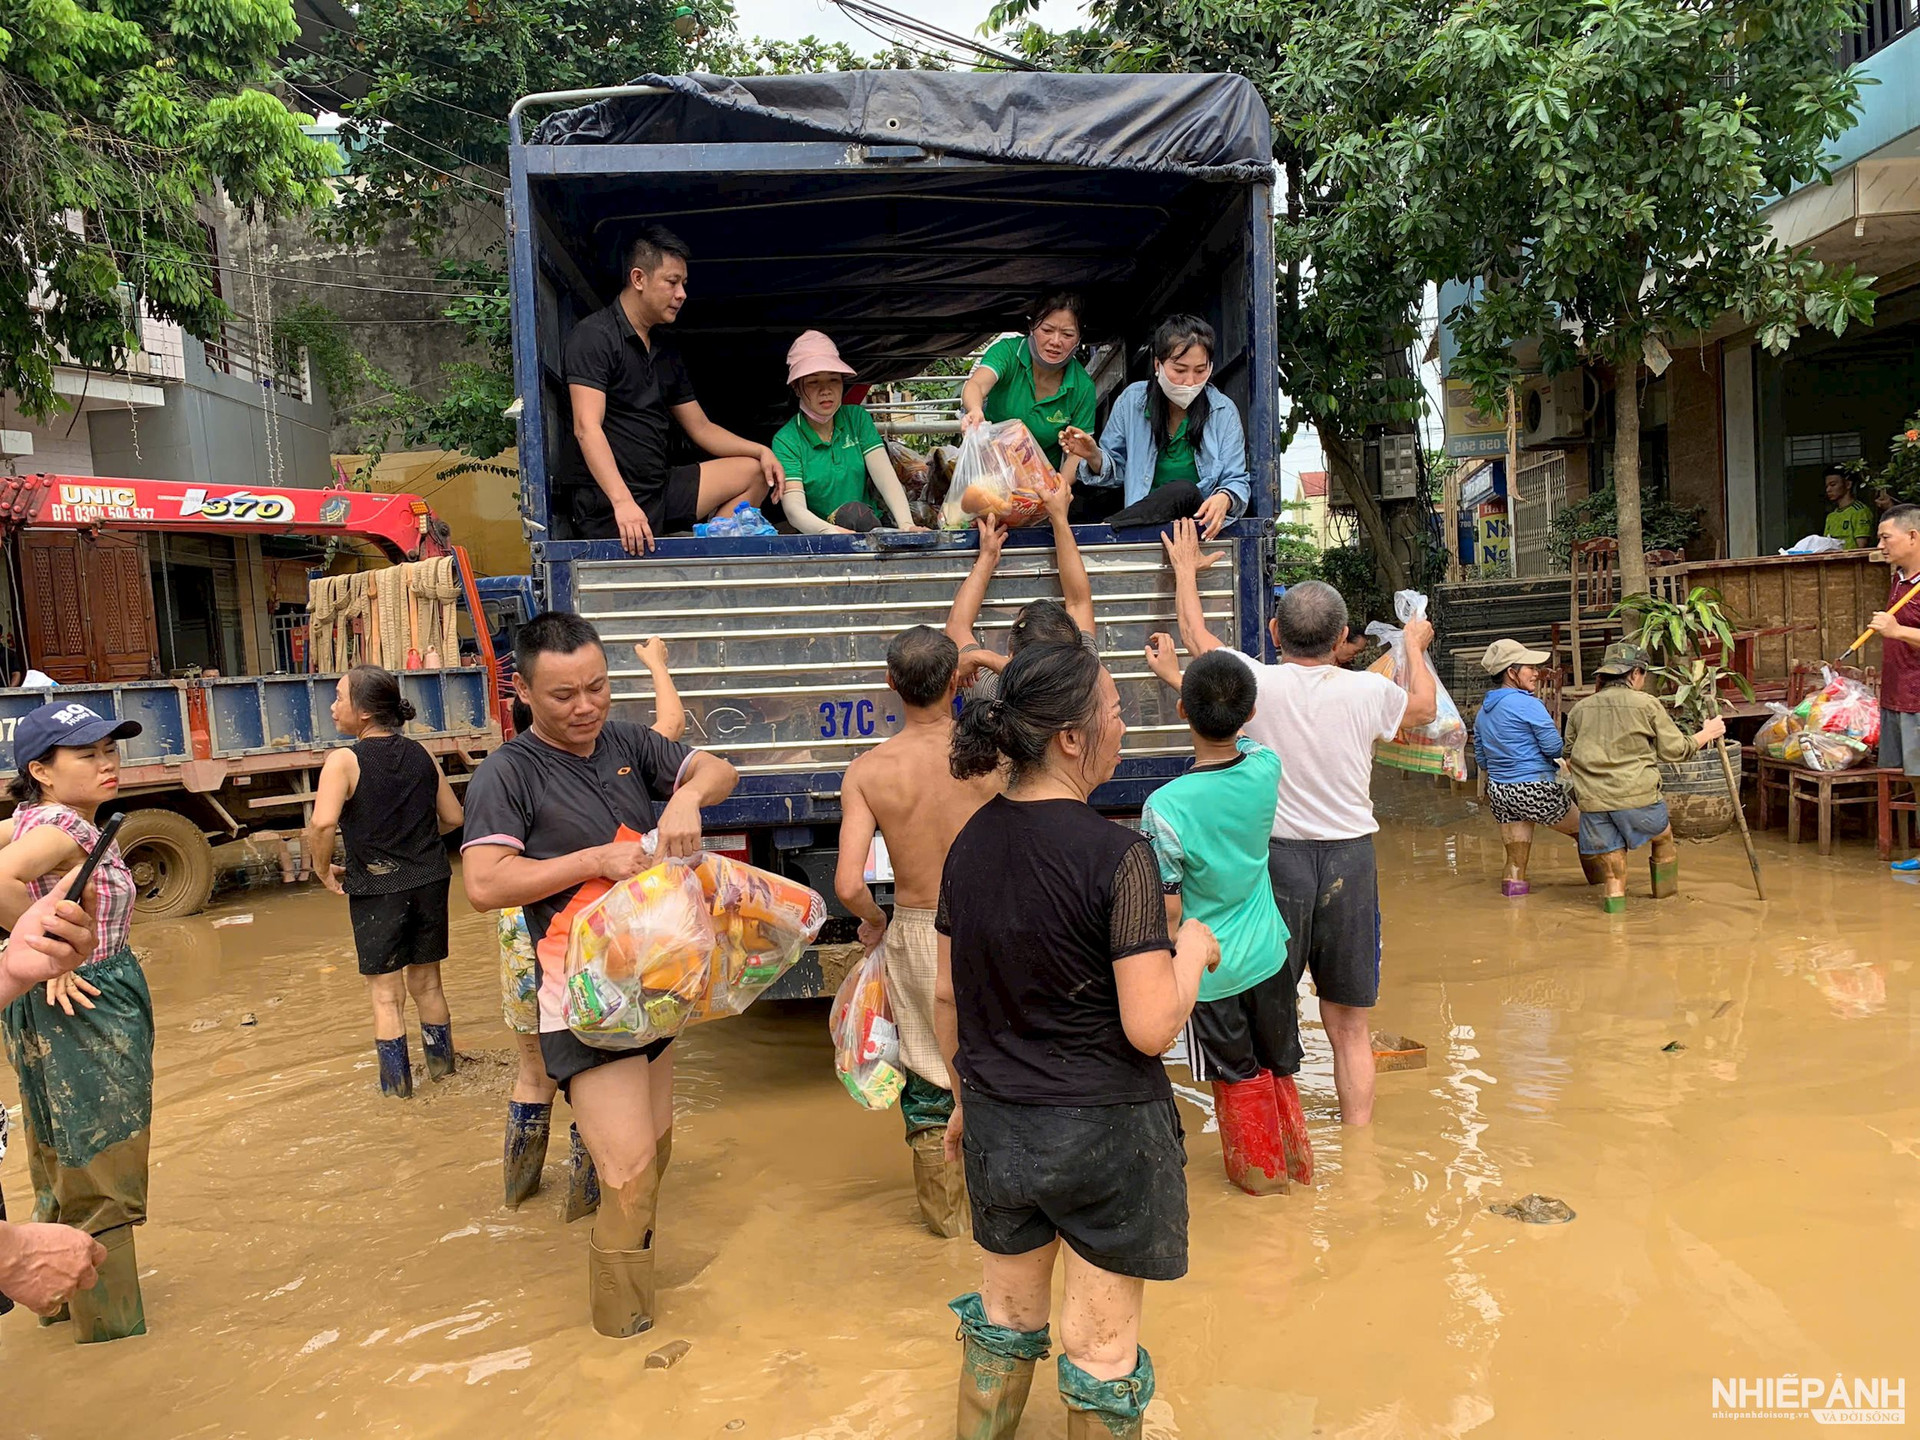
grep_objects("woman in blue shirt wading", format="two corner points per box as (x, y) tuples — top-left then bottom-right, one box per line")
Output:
(1060, 314), (1251, 538)
(1473, 639), (1584, 896)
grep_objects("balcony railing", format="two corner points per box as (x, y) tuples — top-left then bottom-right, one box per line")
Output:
(204, 315), (310, 405)
(1844, 0), (1914, 63)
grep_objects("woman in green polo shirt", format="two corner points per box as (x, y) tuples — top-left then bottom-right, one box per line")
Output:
(771, 331), (919, 535)
(960, 292), (1097, 471)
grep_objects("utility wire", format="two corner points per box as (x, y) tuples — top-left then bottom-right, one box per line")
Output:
(830, 0), (1042, 70)
(283, 77), (509, 184)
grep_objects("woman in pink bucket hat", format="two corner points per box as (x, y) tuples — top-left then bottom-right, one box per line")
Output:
(770, 331), (921, 534)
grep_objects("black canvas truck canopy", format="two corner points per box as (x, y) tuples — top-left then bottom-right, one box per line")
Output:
(510, 70), (1277, 470)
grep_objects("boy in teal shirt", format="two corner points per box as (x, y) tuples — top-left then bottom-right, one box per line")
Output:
(1141, 640), (1312, 1194)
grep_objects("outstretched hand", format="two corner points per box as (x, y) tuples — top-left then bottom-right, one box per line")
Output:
(1160, 517), (1220, 576)
(1144, 632), (1183, 689)
(974, 514), (1007, 568)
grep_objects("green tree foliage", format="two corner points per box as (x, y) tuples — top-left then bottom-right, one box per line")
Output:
(1335, 0), (1879, 592)
(990, 0), (1439, 591)
(1, 0), (334, 417)
(285, 0), (706, 251)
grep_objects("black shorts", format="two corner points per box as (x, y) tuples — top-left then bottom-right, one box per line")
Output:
(1264, 837), (1381, 1077)
(348, 877), (450, 976)
(539, 1028), (673, 1099)
(1182, 964), (1296, 1084)
(958, 1083), (1188, 1282)
(568, 463), (704, 539)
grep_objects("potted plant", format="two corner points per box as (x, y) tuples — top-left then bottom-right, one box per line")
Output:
(1612, 587), (1755, 840)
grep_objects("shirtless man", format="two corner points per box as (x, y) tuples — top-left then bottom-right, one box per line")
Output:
(835, 625), (1001, 1236)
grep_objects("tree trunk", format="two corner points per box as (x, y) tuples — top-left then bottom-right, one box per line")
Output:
(1615, 363), (1646, 595)
(1321, 426), (1411, 593)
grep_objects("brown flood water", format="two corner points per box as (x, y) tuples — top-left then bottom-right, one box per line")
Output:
(6, 777), (1919, 1439)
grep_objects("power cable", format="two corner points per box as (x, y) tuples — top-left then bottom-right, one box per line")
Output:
(283, 78), (509, 184)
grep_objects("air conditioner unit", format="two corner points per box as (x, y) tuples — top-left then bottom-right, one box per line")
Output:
(1519, 370), (1594, 449)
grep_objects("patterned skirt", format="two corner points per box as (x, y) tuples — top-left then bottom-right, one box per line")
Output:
(1486, 778), (1574, 826)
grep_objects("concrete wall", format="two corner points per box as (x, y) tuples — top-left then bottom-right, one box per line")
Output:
(1666, 344), (1726, 560)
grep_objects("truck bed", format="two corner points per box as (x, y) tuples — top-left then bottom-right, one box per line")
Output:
(552, 527), (1254, 828)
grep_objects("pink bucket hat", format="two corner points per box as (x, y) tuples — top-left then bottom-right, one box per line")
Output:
(786, 330), (856, 386)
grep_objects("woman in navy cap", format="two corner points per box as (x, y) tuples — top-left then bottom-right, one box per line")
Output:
(0, 699), (151, 1343)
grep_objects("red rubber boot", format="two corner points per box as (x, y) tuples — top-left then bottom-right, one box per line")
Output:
(1210, 1075), (1289, 1195)
(1270, 1072), (1315, 1188)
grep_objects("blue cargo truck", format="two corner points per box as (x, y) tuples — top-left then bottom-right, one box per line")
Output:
(504, 72), (1280, 984)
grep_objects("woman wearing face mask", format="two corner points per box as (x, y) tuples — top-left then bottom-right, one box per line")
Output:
(771, 330), (919, 535)
(0, 702), (151, 1344)
(961, 293), (1097, 472)
(1062, 314), (1251, 539)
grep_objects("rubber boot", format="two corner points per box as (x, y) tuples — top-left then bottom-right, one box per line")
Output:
(1059, 1348), (1155, 1439)
(1649, 842), (1680, 899)
(1501, 841), (1532, 897)
(1580, 852), (1609, 886)
(70, 1225), (145, 1344)
(907, 1127), (968, 1239)
(503, 1101), (553, 1209)
(1602, 895), (1627, 915)
(950, 1293), (1049, 1440)
(1270, 1072), (1315, 1188)
(587, 1136), (666, 1338)
(376, 1035), (413, 1098)
(1210, 1075), (1288, 1195)
(563, 1123), (600, 1223)
(587, 1237), (655, 1339)
(422, 1022), (456, 1081)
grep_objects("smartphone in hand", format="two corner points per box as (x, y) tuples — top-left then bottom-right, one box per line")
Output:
(63, 811), (126, 903)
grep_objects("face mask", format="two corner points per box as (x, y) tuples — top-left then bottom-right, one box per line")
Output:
(798, 397), (835, 424)
(1157, 368), (1206, 408)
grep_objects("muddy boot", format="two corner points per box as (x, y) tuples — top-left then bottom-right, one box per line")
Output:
(376, 1036), (413, 1098)
(503, 1101), (552, 1209)
(1269, 1072), (1315, 1188)
(587, 1237), (655, 1339)
(907, 1128), (968, 1238)
(1580, 852), (1609, 886)
(1602, 894), (1628, 914)
(563, 1124), (601, 1223)
(1501, 841), (1532, 897)
(950, 1293), (1049, 1439)
(70, 1225), (145, 1344)
(1649, 843), (1680, 899)
(1210, 1076), (1288, 1195)
(1059, 1348), (1155, 1439)
(39, 1303), (70, 1327)
(422, 1022), (456, 1081)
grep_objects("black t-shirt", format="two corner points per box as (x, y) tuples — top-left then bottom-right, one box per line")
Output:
(556, 300), (697, 503)
(460, 721), (696, 952)
(936, 795), (1173, 1106)
(338, 734), (451, 895)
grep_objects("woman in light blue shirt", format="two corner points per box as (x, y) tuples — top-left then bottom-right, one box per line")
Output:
(1473, 638), (1584, 896)
(1060, 314), (1251, 538)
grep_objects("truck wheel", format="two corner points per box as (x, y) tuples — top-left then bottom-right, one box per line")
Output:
(118, 810), (217, 920)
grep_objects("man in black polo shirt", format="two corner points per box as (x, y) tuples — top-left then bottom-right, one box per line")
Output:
(462, 611), (739, 1339)
(561, 224), (787, 553)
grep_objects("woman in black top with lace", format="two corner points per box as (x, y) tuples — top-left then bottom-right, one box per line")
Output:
(934, 640), (1219, 1440)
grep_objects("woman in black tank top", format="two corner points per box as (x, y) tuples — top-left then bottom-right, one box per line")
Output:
(303, 665), (463, 1098)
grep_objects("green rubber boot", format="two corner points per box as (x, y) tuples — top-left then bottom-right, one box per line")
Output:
(70, 1225), (146, 1344)
(1059, 1348), (1156, 1438)
(951, 1293), (1050, 1440)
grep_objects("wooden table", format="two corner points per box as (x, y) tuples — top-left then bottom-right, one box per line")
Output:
(1759, 759), (1900, 858)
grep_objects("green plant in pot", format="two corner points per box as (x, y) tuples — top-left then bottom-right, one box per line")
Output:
(1611, 587), (1755, 839)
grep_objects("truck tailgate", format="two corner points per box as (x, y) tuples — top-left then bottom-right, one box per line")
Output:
(568, 534), (1245, 788)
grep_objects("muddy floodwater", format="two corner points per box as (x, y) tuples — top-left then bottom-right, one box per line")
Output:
(6, 780), (1919, 1438)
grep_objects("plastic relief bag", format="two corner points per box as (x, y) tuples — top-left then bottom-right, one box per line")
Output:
(1792, 667), (1880, 747)
(1797, 729), (1870, 772)
(828, 947), (904, 1110)
(498, 906), (540, 1032)
(941, 420), (1060, 530)
(564, 862), (716, 1050)
(1365, 590), (1469, 781)
(686, 851), (828, 1024)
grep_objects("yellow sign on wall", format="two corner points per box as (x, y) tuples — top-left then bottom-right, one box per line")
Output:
(1444, 380), (1509, 459)
(1477, 510), (1511, 569)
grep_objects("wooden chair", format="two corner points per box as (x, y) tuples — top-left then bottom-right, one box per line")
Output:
(1558, 538), (1622, 690)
